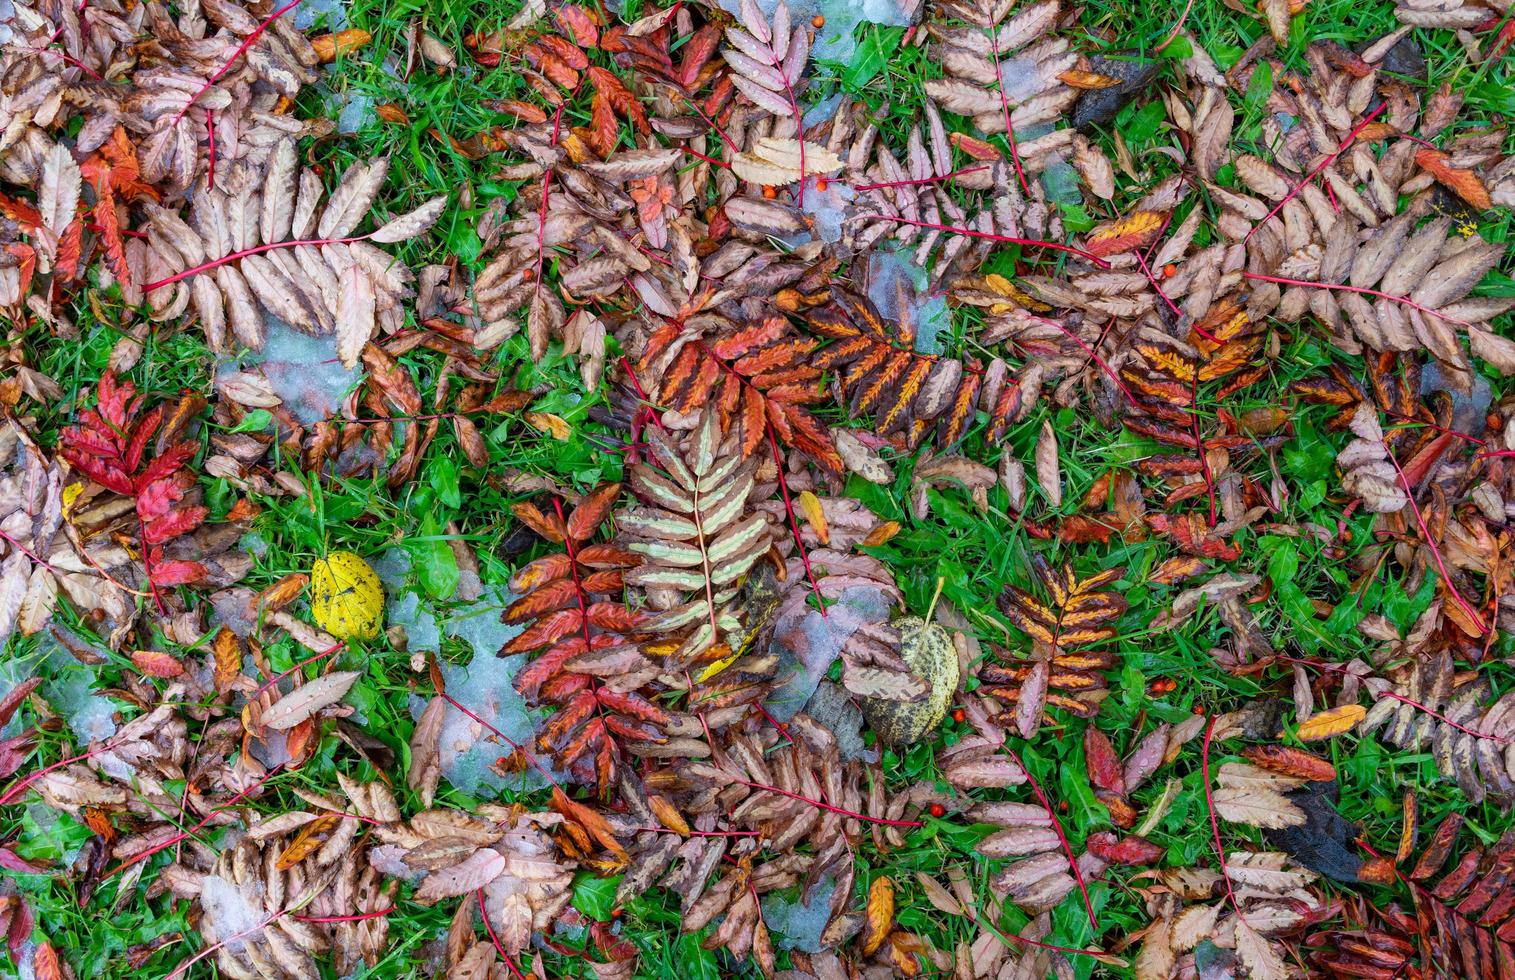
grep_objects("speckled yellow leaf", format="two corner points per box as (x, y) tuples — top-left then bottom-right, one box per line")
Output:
(310, 551), (383, 641)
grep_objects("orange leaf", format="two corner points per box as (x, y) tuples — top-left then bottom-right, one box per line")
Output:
(567, 483), (621, 542)
(131, 650), (184, 678)
(1241, 744), (1336, 781)
(277, 814), (341, 869)
(1415, 148), (1492, 210)
(33, 942), (63, 980)
(1085, 210), (1165, 258)
(1057, 69), (1122, 89)
(212, 626), (242, 693)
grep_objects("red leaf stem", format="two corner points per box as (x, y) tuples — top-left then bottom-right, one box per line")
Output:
(1241, 272), (1473, 326)
(1245, 102), (1387, 240)
(1000, 744), (1098, 933)
(171, 0), (303, 123)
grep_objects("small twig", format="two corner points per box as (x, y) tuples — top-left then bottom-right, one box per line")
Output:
(1241, 272), (1472, 327)
(853, 166), (991, 192)
(292, 906), (395, 923)
(477, 889), (530, 980)
(142, 235), (371, 291)
(1154, 0), (1195, 53)
(988, 20), (1032, 197)
(730, 776), (923, 828)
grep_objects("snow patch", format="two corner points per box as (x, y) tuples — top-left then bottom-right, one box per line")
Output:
(200, 873), (267, 952)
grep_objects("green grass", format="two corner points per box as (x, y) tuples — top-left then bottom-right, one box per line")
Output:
(5, 0), (1515, 976)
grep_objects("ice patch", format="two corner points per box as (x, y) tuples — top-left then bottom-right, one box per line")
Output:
(719, 0), (921, 64)
(797, 177), (856, 246)
(389, 592), (441, 654)
(765, 585), (895, 721)
(15, 629), (123, 743)
(293, 0), (348, 31)
(217, 315), (360, 427)
(1039, 157), (1083, 206)
(804, 681), (874, 763)
(761, 874), (837, 952)
(200, 874), (266, 952)
(867, 248), (949, 355)
(337, 93), (375, 135)
(370, 547), (412, 592)
(444, 585), (518, 659)
(412, 646), (558, 797)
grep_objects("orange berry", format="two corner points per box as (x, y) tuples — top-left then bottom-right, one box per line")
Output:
(611, 907), (623, 919)
(812, 14), (825, 27)
(521, 267), (534, 281)
(1059, 800), (1069, 813)
(951, 708), (965, 723)
(928, 802), (946, 818)
(1163, 263), (1177, 278)
(815, 178), (829, 192)
(1192, 704), (1206, 715)
(762, 185), (777, 199)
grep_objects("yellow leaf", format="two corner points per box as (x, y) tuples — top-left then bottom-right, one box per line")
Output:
(61, 482), (84, 516)
(862, 875), (894, 956)
(526, 412), (572, 441)
(796, 490), (829, 545)
(310, 551), (384, 641)
(1295, 703), (1365, 742)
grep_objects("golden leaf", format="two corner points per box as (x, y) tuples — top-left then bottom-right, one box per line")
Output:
(1295, 703), (1366, 742)
(276, 813), (340, 870)
(647, 795), (690, 836)
(862, 520), (901, 547)
(1057, 69), (1123, 89)
(862, 875), (895, 955)
(526, 412), (572, 441)
(1085, 210), (1165, 258)
(212, 626), (242, 692)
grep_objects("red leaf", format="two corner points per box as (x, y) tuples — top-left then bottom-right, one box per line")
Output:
(0, 845), (42, 874)
(1085, 831), (1166, 866)
(149, 559), (207, 587)
(1084, 727), (1125, 795)
(0, 734), (34, 780)
(556, 5), (599, 47)
(0, 680), (39, 729)
(92, 181), (132, 286)
(142, 505), (207, 545)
